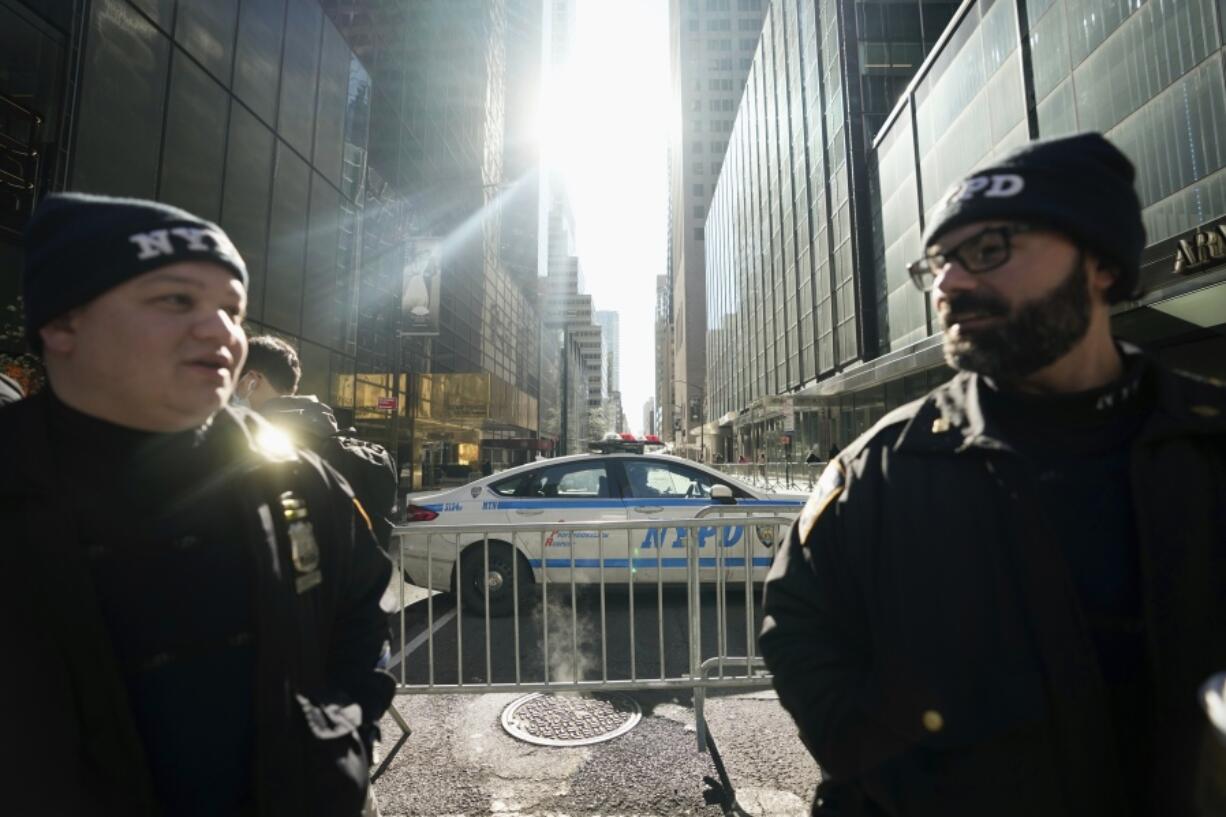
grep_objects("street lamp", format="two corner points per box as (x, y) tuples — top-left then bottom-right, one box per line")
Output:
(673, 379), (706, 463)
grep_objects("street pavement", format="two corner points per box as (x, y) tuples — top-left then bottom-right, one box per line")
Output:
(373, 579), (820, 816)
(370, 689), (819, 817)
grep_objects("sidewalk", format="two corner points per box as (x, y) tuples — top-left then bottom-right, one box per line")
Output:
(371, 689), (819, 817)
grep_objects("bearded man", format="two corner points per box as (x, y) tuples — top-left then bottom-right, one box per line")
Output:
(759, 133), (1226, 817)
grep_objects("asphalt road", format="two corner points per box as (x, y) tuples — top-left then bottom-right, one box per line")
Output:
(372, 577), (820, 816)
(385, 578), (769, 688)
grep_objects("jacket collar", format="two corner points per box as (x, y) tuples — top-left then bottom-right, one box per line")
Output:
(895, 346), (1226, 456)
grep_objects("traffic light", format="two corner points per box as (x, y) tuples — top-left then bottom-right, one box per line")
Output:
(689, 398), (700, 422)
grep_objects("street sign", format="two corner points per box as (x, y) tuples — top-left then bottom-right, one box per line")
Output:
(377, 397), (397, 410)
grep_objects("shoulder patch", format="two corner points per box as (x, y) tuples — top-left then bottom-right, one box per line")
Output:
(798, 460), (845, 543)
(353, 497), (374, 533)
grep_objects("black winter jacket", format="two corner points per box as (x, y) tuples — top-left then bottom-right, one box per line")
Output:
(0, 394), (395, 817)
(760, 358), (1226, 817)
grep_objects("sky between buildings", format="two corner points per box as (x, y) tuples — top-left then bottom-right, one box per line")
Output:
(548, 0), (670, 435)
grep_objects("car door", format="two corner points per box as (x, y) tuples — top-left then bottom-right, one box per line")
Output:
(620, 458), (753, 583)
(491, 459), (628, 586)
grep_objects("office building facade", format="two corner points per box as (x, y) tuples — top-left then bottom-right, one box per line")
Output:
(3, 0), (375, 413)
(1, 0), (549, 486)
(867, 0), (1226, 431)
(706, 0), (1226, 460)
(329, 0), (546, 483)
(704, 0), (955, 459)
(668, 0), (770, 451)
(595, 309), (620, 395)
(654, 272), (676, 438)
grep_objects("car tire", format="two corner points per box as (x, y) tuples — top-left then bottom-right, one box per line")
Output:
(456, 540), (532, 617)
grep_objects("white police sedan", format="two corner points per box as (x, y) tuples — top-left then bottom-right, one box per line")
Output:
(393, 452), (805, 614)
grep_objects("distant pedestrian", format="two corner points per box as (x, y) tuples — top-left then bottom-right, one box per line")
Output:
(804, 447), (820, 465)
(761, 134), (1226, 816)
(757, 450), (767, 481)
(239, 335), (398, 550)
(826, 443), (840, 460)
(0, 193), (394, 817)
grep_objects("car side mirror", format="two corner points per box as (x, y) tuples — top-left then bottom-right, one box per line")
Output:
(710, 484), (735, 504)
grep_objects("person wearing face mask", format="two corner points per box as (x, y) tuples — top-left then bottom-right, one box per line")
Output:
(0, 193), (394, 817)
(233, 334), (300, 411)
(760, 134), (1226, 817)
(236, 335), (397, 551)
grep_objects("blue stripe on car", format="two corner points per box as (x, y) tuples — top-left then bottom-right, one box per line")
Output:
(527, 557), (773, 568)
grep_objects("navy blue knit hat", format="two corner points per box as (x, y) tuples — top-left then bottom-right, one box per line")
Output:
(922, 133), (1145, 303)
(22, 192), (248, 347)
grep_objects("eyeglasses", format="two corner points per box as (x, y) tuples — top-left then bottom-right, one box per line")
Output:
(907, 223), (1035, 292)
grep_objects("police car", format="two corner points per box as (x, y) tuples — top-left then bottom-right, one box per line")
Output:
(393, 441), (805, 614)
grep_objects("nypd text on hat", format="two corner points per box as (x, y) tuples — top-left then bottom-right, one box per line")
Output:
(128, 227), (236, 261)
(946, 173), (1025, 205)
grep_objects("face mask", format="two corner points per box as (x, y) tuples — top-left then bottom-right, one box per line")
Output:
(231, 374), (255, 409)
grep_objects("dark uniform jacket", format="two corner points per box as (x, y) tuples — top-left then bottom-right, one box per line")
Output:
(0, 393), (395, 817)
(760, 357), (1226, 817)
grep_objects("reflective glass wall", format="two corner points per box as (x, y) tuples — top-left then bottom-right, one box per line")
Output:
(705, 0), (953, 421)
(872, 0), (1226, 365)
(56, 0), (372, 412)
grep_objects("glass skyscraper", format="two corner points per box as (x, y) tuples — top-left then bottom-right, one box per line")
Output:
(705, 0), (1226, 458)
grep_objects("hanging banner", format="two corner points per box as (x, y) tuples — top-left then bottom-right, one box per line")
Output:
(401, 238), (442, 336)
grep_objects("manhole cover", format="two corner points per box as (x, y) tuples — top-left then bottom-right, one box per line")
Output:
(500, 693), (642, 747)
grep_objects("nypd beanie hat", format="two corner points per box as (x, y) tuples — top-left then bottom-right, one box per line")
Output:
(921, 132), (1146, 303)
(22, 192), (248, 347)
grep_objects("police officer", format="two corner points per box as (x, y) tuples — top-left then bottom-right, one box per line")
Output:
(760, 134), (1226, 817)
(0, 193), (394, 817)
(236, 334), (398, 551)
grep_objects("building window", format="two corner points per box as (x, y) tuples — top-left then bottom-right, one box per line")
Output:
(740, 38), (757, 50)
(688, 18), (699, 32)
(692, 183), (705, 195)
(694, 226), (705, 240)
(691, 140), (704, 153)
(711, 161), (722, 174)
(693, 204), (705, 218)
(692, 160), (705, 174)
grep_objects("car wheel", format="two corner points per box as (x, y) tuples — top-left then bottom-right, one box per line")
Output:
(457, 540), (532, 616)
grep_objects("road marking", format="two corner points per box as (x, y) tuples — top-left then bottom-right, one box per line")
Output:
(388, 607), (458, 670)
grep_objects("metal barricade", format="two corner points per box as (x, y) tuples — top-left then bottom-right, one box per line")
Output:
(713, 461), (824, 492)
(388, 511), (796, 699)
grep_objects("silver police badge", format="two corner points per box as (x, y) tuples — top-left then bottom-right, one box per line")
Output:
(470, 486), (481, 498)
(281, 491), (322, 593)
